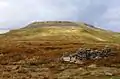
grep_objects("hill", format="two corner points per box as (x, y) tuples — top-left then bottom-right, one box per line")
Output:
(3, 21), (120, 43)
(0, 21), (120, 79)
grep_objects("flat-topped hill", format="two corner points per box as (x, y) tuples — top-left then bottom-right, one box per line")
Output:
(25, 21), (79, 28)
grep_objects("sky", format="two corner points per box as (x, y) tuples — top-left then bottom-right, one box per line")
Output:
(0, 0), (120, 32)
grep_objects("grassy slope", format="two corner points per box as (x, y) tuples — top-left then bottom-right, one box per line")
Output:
(3, 22), (120, 43)
(0, 22), (120, 79)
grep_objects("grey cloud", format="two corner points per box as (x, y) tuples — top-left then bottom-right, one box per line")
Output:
(0, 0), (120, 31)
(79, 4), (108, 24)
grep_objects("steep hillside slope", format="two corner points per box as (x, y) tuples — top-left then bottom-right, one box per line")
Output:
(2, 21), (120, 43)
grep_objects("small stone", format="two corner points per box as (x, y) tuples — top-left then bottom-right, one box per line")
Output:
(88, 64), (97, 68)
(62, 57), (71, 62)
(104, 72), (113, 76)
(75, 60), (83, 64)
(12, 65), (19, 70)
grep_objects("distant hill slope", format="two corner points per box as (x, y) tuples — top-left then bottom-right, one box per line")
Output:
(2, 21), (120, 43)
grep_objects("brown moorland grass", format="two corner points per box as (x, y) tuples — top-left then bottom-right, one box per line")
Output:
(0, 39), (120, 66)
(0, 22), (120, 78)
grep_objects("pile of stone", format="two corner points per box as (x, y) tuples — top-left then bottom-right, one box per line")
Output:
(61, 46), (114, 63)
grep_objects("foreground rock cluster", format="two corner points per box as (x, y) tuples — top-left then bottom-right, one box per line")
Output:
(61, 47), (114, 63)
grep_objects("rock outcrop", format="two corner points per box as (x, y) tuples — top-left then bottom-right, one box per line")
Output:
(61, 46), (114, 63)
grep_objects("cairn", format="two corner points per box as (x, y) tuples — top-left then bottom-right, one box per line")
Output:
(61, 46), (113, 63)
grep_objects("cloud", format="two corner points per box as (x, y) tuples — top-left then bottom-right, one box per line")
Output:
(0, 1), (8, 7)
(0, 30), (9, 34)
(79, 3), (108, 24)
(0, 0), (120, 32)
